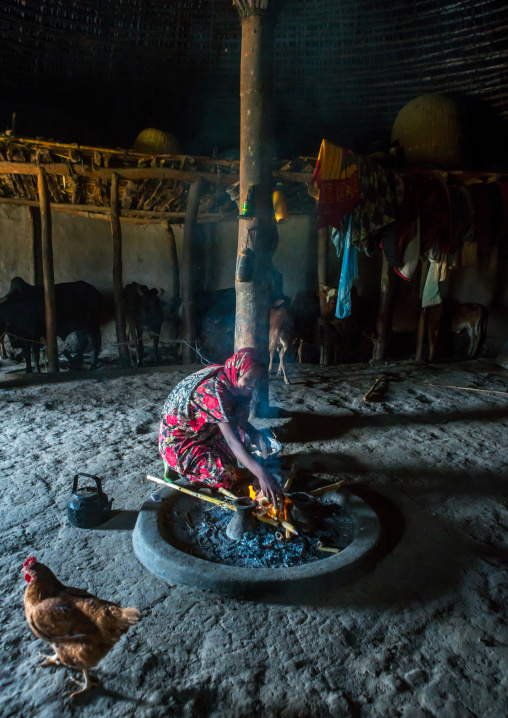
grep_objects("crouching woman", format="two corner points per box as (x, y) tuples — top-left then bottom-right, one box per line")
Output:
(159, 348), (283, 506)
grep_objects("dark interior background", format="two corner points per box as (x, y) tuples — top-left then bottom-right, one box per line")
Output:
(1, 0), (507, 165)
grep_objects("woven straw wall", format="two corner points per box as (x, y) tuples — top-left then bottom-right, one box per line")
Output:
(0, 0), (507, 162)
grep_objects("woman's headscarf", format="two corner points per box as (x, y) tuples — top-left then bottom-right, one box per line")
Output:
(223, 347), (264, 387)
(162, 347), (265, 422)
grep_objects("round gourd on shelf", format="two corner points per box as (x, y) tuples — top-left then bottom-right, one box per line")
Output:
(133, 128), (180, 155)
(391, 94), (468, 170)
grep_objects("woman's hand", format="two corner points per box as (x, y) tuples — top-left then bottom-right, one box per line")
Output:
(218, 422), (283, 506)
(257, 467), (285, 509)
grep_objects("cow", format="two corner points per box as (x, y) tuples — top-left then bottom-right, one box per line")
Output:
(123, 282), (165, 367)
(388, 296), (488, 362)
(317, 285), (374, 365)
(0, 277), (102, 372)
(269, 299), (293, 384)
(426, 301), (488, 361)
(268, 290), (321, 384)
(317, 285), (344, 365)
(450, 303), (488, 358)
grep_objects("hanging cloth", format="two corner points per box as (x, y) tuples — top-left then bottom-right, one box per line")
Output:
(422, 246), (447, 308)
(335, 217), (358, 319)
(395, 218), (420, 281)
(350, 154), (398, 245)
(309, 140), (361, 230)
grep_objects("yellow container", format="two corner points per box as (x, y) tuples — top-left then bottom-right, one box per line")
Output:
(272, 186), (289, 224)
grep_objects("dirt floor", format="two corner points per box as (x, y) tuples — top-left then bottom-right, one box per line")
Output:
(1, 355), (508, 718)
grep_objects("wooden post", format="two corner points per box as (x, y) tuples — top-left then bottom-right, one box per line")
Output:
(27, 206), (43, 286)
(235, 3), (282, 416)
(165, 222), (181, 361)
(181, 178), (205, 364)
(165, 222), (180, 305)
(110, 173), (131, 368)
(317, 226), (328, 286)
(37, 167), (59, 373)
(372, 253), (393, 362)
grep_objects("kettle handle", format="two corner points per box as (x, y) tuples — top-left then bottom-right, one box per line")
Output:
(72, 473), (104, 496)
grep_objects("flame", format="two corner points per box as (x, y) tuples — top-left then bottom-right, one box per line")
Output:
(267, 496), (292, 523)
(249, 486), (292, 530)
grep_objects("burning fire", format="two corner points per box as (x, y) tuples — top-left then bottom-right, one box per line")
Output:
(249, 485), (291, 524)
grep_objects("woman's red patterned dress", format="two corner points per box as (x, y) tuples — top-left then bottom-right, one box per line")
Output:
(159, 351), (259, 488)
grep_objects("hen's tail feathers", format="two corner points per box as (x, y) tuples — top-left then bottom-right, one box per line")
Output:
(122, 607), (141, 626)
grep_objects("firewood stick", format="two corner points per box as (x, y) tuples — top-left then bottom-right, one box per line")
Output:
(283, 463), (299, 493)
(316, 544), (342, 554)
(284, 501), (291, 541)
(146, 475), (236, 510)
(363, 375), (387, 402)
(255, 513), (298, 535)
(419, 383), (508, 396)
(309, 481), (347, 496)
(218, 487), (238, 500)
(147, 475), (297, 533)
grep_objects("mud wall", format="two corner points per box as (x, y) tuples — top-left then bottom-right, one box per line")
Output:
(0, 205), (34, 293)
(0, 204), (506, 349)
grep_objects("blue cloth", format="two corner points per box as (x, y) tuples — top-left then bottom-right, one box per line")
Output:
(331, 226), (346, 258)
(335, 216), (358, 319)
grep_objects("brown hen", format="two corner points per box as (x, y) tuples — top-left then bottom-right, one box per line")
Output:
(22, 556), (140, 698)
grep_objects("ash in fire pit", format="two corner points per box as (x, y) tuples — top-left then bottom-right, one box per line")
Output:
(160, 497), (356, 568)
(133, 475), (381, 599)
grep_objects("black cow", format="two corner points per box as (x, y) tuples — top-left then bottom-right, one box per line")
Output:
(123, 282), (165, 367)
(0, 277), (102, 372)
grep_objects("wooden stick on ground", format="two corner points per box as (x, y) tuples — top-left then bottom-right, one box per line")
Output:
(420, 383), (508, 396)
(363, 375), (387, 402)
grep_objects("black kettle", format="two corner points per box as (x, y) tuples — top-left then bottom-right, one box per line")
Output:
(67, 473), (113, 528)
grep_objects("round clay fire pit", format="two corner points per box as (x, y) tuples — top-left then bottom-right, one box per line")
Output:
(133, 482), (381, 600)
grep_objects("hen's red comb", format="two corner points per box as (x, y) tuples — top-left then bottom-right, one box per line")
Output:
(23, 556), (37, 568)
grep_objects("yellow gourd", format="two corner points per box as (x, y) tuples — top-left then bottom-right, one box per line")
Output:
(391, 94), (467, 170)
(272, 184), (289, 223)
(133, 128), (180, 155)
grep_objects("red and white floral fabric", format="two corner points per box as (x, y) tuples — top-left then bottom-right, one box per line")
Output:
(158, 348), (262, 488)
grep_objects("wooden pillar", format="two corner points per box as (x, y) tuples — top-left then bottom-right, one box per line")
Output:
(165, 222), (181, 362)
(235, 3), (282, 416)
(110, 173), (130, 368)
(165, 222), (180, 305)
(181, 178), (204, 364)
(37, 167), (59, 373)
(27, 206), (43, 286)
(372, 253), (393, 362)
(317, 226), (329, 286)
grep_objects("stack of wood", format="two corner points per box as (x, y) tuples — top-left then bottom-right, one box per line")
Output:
(0, 134), (317, 225)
